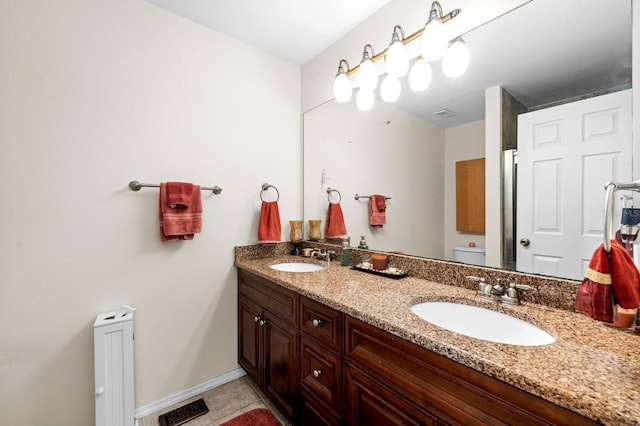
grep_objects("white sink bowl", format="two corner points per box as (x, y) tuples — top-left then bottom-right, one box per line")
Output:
(410, 302), (555, 346)
(269, 262), (324, 272)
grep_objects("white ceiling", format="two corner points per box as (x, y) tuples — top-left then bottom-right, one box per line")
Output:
(145, 0), (632, 127)
(144, 0), (394, 64)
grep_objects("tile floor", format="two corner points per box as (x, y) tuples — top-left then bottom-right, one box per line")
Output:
(138, 376), (291, 426)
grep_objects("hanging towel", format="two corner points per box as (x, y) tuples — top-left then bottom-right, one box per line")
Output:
(159, 182), (202, 242)
(166, 181), (194, 208)
(325, 202), (347, 238)
(369, 195), (386, 227)
(258, 201), (281, 244)
(575, 240), (640, 322)
(609, 240), (640, 308)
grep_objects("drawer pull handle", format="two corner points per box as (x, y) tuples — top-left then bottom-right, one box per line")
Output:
(313, 369), (322, 378)
(312, 318), (322, 327)
(259, 319), (268, 326)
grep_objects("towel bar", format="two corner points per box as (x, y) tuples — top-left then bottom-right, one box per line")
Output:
(603, 179), (640, 252)
(128, 181), (222, 195)
(354, 194), (391, 201)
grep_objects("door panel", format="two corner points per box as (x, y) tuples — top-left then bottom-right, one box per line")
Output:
(517, 90), (632, 280)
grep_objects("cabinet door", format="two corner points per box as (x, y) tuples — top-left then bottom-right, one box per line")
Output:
(299, 387), (341, 426)
(263, 311), (298, 420)
(238, 296), (262, 385)
(344, 363), (437, 426)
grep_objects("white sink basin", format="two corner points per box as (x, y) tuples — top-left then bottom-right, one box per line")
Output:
(410, 302), (555, 346)
(269, 262), (325, 272)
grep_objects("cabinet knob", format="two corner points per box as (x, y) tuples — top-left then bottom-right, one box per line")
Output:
(254, 316), (261, 323)
(313, 369), (322, 378)
(96, 387), (104, 396)
(312, 318), (322, 327)
(259, 319), (267, 326)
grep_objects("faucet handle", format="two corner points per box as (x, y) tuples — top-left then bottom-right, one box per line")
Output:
(467, 276), (488, 295)
(502, 283), (533, 305)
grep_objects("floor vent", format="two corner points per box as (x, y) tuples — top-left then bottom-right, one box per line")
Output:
(158, 398), (209, 426)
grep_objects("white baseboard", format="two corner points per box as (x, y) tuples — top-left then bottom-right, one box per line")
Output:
(134, 368), (247, 420)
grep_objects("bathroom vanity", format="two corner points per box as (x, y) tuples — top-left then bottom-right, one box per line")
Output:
(235, 245), (639, 425)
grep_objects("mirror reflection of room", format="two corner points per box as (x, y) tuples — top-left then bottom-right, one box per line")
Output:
(303, 0), (633, 281)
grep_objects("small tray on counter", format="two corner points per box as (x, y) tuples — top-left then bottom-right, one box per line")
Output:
(351, 264), (408, 279)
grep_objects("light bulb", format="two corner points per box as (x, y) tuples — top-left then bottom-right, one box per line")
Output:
(380, 75), (401, 103)
(333, 72), (352, 102)
(358, 58), (378, 91)
(356, 89), (375, 111)
(420, 19), (448, 62)
(442, 38), (470, 78)
(385, 40), (409, 78)
(408, 57), (432, 91)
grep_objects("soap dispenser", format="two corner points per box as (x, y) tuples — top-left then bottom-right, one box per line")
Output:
(358, 235), (368, 249)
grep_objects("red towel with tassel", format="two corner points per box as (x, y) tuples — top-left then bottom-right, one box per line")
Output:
(325, 202), (347, 238)
(369, 195), (386, 227)
(258, 201), (281, 244)
(575, 240), (640, 322)
(159, 182), (202, 241)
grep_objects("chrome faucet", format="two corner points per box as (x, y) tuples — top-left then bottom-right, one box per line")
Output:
(466, 276), (533, 305)
(311, 249), (336, 266)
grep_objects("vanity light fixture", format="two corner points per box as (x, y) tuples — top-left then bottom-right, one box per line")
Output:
(333, 59), (352, 102)
(385, 25), (410, 78)
(380, 75), (402, 102)
(356, 88), (375, 111)
(331, 1), (463, 110)
(408, 56), (432, 91)
(357, 44), (378, 91)
(442, 37), (470, 78)
(420, 1), (450, 62)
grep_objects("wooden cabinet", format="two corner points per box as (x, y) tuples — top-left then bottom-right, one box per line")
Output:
(237, 268), (598, 426)
(299, 297), (343, 425)
(455, 157), (485, 232)
(344, 315), (597, 426)
(238, 270), (298, 421)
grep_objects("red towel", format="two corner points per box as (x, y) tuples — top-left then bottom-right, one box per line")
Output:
(575, 240), (640, 322)
(325, 202), (347, 238)
(369, 195), (386, 227)
(159, 182), (202, 242)
(166, 181), (194, 208)
(609, 240), (640, 308)
(258, 201), (281, 244)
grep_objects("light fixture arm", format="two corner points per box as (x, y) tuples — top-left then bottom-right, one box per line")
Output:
(391, 25), (405, 43)
(362, 44), (375, 61)
(336, 59), (350, 75)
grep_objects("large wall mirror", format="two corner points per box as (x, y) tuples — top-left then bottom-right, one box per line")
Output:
(303, 0), (633, 281)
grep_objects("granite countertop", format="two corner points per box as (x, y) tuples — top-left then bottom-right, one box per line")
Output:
(235, 254), (640, 425)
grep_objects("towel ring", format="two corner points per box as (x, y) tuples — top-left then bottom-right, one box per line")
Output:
(260, 183), (280, 202)
(327, 187), (342, 203)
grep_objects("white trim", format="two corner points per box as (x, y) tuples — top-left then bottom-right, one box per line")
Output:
(134, 368), (247, 420)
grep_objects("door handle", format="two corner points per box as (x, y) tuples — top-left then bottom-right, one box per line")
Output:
(520, 238), (530, 247)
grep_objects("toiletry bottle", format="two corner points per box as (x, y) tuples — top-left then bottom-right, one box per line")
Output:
(341, 238), (351, 266)
(358, 235), (368, 249)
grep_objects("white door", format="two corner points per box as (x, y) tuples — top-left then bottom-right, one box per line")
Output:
(517, 90), (632, 280)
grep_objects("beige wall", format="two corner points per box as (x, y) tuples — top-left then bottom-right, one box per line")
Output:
(0, 1), (300, 424)
(304, 100), (445, 258)
(444, 120), (486, 260)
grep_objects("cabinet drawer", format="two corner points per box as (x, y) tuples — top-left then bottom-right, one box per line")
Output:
(238, 269), (298, 325)
(344, 315), (597, 426)
(300, 296), (342, 352)
(300, 335), (342, 417)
